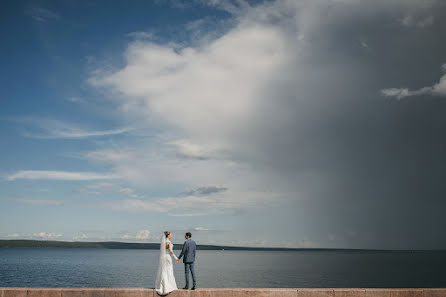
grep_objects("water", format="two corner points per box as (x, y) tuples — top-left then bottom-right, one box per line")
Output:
(1, 248), (446, 288)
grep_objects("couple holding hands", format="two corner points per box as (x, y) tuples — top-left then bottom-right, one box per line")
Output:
(155, 231), (197, 295)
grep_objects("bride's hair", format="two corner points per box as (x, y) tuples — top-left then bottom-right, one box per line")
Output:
(164, 231), (171, 238)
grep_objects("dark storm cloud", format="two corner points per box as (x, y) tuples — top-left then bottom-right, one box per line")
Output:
(231, 0), (446, 249)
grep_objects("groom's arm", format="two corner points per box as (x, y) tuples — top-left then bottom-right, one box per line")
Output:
(177, 241), (188, 260)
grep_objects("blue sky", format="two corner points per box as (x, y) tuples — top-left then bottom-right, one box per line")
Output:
(2, 0), (446, 249)
(1, 0), (290, 247)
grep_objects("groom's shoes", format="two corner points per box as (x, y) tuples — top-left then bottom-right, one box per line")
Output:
(182, 287), (188, 290)
(191, 287), (196, 290)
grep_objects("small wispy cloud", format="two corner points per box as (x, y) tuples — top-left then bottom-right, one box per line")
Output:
(360, 41), (371, 51)
(194, 227), (209, 231)
(13, 198), (63, 205)
(67, 97), (87, 104)
(83, 149), (137, 163)
(25, 126), (132, 139)
(26, 7), (60, 22)
(74, 183), (138, 197)
(154, 0), (250, 14)
(119, 188), (136, 195)
(126, 31), (154, 40)
(381, 63), (446, 100)
(6, 170), (119, 181)
(10, 118), (132, 139)
(74, 182), (116, 193)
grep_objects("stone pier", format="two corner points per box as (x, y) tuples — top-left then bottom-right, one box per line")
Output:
(1, 288), (446, 297)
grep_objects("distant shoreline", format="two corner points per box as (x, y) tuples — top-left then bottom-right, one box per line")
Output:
(1, 239), (444, 252)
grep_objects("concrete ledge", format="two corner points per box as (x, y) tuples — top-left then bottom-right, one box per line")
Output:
(2, 288), (446, 297)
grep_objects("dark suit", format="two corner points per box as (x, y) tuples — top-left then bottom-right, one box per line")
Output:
(178, 238), (196, 287)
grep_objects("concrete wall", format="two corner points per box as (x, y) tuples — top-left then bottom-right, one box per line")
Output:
(1, 288), (446, 297)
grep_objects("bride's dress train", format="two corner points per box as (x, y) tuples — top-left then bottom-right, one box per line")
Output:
(155, 236), (178, 295)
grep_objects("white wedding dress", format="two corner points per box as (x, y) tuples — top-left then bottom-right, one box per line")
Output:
(155, 236), (178, 295)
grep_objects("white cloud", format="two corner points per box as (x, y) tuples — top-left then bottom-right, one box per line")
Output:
(126, 31), (154, 40)
(74, 183), (138, 197)
(81, 142), (261, 192)
(381, 63), (446, 99)
(73, 188), (101, 194)
(67, 97), (87, 103)
(85, 1), (300, 211)
(73, 233), (88, 241)
(102, 190), (285, 216)
(120, 229), (151, 241)
(84, 182), (117, 189)
(194, 227), (209, 231)
(401, 14), (434, 28)
(154, 0), (251, 13)
(7, 233), (20, 238)
(22, 119), (132, 139)
(32, 232), (63, 239)
(88, 21), (290, 140)
(84, 149), (138, 163)
(166, 139), (227, 159)
(208, 239), (275, 248)
(5, 232), (62, 240)
(6, 170), (119, 181)
(86, 0), (435, 218)
(119, 188), (136, 195)
(136, 229), (151, 239)
(7, 117), (132, 139)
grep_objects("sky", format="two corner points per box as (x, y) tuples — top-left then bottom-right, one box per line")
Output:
(1, 0), (446, 249)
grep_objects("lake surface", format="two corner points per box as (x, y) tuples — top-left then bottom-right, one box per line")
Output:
(1, 248), (446, 288)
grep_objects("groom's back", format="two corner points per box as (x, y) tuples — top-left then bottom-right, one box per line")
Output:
(186, 239), (196, 263)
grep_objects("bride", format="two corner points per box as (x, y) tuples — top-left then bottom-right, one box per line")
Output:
(155, 231), (179, 295)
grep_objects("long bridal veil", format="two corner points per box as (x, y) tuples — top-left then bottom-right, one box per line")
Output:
(155, 235), (166, 290)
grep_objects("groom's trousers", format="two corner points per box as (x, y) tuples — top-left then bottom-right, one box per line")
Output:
(184, 262), (196, 288)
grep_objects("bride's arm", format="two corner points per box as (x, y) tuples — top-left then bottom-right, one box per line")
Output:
(168, 242), (179, 261)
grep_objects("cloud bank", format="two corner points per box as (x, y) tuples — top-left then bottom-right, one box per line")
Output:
(6, 170), (119, 181)
(382, 63), (446, 99)
(83, 0), (446, 248)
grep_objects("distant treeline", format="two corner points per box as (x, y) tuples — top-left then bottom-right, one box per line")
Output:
(0, 239), (441, 252)
(0, 239), (332, 251)
(0, 239), (302, 250)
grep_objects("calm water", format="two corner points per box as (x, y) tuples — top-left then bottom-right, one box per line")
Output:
(1, 248), (446, 288)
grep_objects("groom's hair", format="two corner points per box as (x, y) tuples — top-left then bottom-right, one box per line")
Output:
(185, 232), (192, 238)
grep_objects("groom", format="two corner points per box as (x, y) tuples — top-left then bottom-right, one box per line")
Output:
(176, 232), (197, 290)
